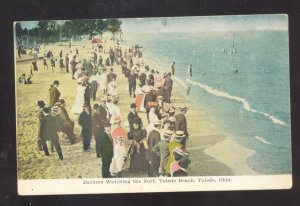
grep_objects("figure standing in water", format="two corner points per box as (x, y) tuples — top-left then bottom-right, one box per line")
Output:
(187, 64), (192, 78)
(170, 62), (175, 76)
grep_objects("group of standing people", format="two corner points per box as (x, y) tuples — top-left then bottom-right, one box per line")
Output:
(34, 39), (192, 178)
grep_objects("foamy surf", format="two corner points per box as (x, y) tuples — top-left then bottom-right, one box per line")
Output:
(255, 136), (272, 145)
(185, 78), (287, 126)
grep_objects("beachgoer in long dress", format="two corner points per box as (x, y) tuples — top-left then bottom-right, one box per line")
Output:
(109, 116), (128, 177)
(71, 78), (87, 114)
(127, 117), (149, 174)
(146, 106), (159, 137)
(99, 70), (108, 94)
(107, 78), (118, 96)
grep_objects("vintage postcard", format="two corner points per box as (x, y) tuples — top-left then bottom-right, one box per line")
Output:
(14, 14), (292, 195)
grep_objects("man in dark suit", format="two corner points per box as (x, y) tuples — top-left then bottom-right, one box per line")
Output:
(99, 126), (114, 178)
(99, 97), (110, 128)
(58, 99), (76, 144)
(65, 54), (69, 73)
(92, 104), (104, 158)
(40, 107), (63, 160)
(49, 80), (61, 107)
(78, 103), (92, 151)
(163, 73), (173, 103)
(128, 69), (138, 98)
(147, 70), (155, 86)
(139, 70), (147, 87)
(147, 120), (161, 177)
(107, 68), (117, 83)
(175, 107), (189, 147)
(127, 103), (142, 133)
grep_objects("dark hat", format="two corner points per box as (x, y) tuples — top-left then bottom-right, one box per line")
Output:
(167, 107), (175, 113)
(83, 103), (90, 108)
(53, 80), (60, 85)
(37, 100), (45, 108)
(59, 99), (66, 104)
(179, 107), (188, 112)
(179, 155), (191, 168)
(130, 103), (137, 108)
(93, 103), (100, 110)
(43, 107), (51, 114)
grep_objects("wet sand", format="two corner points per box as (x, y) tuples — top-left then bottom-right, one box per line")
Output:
(15, 37), (257, 179)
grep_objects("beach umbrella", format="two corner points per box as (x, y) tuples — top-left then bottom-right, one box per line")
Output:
(91, 38), (103, 44)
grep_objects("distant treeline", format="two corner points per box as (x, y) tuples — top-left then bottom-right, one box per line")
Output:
(15, 19), (122, 45)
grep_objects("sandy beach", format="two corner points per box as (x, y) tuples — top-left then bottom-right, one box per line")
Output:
(15, 36), (258, 180)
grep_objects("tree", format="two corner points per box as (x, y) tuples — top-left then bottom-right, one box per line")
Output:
(15, 23), (23, 39)
(37, 20), (59, 44)
(106, 19), (122, 40)
(95, 19), (107, 38)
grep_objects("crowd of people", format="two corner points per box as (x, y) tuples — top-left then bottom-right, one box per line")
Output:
(32, 39), (191, 178)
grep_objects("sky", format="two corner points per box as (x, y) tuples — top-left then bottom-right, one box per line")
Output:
(120, 14), (288, 33)
(18, 14), (288, 32)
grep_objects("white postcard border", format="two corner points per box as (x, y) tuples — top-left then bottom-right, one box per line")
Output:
(18, 174), (292, 195)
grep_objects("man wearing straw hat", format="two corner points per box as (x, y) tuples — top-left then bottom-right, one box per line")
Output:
(170, 147), (191, 177)
(152, 129), (172, 176)
(166, 130), (185, 176)
(147, 120), (162, 177)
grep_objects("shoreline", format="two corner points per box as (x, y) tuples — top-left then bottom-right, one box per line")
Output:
(126, 45), (259, 175)
(16, 35), (258, 179)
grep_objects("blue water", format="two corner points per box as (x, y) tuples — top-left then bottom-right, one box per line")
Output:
(124, 31), (291, 174)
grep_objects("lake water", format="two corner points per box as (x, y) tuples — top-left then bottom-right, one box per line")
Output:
(124, 30), (291, 174)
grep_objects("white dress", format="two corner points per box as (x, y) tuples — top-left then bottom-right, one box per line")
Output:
(146, 111), (159, 138)
(99, 73), (108, 91)
(71, 84), (86, 114)
(107, 81), (118, 96)
(109, 140), (128, 175)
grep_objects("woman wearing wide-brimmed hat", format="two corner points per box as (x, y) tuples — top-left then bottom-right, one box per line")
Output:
(127, 117), (149, 175)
